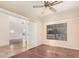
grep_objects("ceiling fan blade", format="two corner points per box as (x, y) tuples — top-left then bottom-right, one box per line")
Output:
(50, 1), (63, 6)
(33, 5), (44, 8)
(49, 6), (56, 12)
(44, 1), (48, 4)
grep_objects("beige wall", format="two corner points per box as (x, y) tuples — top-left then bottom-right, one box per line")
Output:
(37, 21), (43, 45)
(42, 8), (79, 50)
(0, 12), (9, 46)
(28, 18), (43, 46)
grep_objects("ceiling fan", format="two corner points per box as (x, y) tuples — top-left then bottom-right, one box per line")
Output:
(33, 1), (63, 14)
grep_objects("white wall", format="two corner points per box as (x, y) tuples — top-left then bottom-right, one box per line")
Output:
(27, 18), (43, 46)
(42, 8), (79, 50)
(0, 12), (9, 46)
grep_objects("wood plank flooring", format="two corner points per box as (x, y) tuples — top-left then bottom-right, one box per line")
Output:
(0, 43), (27, 58)
(10, 44), (79, 58)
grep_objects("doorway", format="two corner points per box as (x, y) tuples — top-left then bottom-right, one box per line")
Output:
(9, 16), (27, 49)
(9, 16), (38, 50)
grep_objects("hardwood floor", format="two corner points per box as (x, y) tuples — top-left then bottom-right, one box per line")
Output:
(10, 44), (79, 58)
(0, 43), (27, 58)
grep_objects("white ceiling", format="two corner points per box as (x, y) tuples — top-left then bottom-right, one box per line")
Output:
(0, 1), (79, 18)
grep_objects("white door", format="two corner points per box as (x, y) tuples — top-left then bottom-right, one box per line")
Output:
(27, 21), (38, 49)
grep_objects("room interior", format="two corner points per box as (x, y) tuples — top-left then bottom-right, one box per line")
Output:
(0, 1), (79, 58)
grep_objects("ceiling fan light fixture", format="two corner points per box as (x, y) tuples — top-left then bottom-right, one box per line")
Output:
(33, 1), (63, 14)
